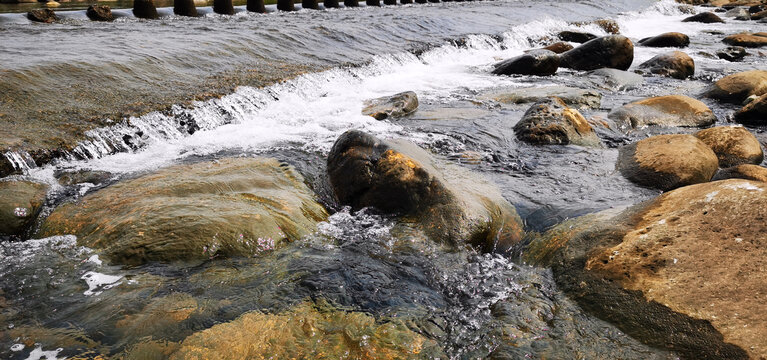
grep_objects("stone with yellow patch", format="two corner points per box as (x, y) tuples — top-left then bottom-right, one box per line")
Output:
(513, 97), (601, 147)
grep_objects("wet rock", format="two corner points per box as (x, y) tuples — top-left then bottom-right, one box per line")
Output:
(723, 32), (767, 47)
(480, 86), (602, 109)
(752, 9), (767, 19)
(616, 134), (718, 190)
(86, 5), (114, 21)
(560, 35), (634, 71)
(0, 180), (48, 237)
(491, 50), (559, 76)
(513, 97), (601, 147)
(133, 0), (159, 19)
(734, 93), (767, 124)
(635, 51), (695, 80)
(716, 46), (748, 61)
(558, 31), (597, 43)
(638, 32), (690, 48)
(608, 95), (716, 131)
(540, 42), (573, 54)
(712, 164), (767, 181)
(724, 7), (751, 19)
(174, 0), (198, 17)
(27, 9), (58, 23)
(213, 0), (235, 14)
(682, 11), (725, 23)
(586, 68), (644, 91)
(361, 91), (418, 120)
(571, 19), (621, 34)
(694, 126), (764, 167)
(327, 130), (524, 253)
(38, 158), (328, 265)
(525, 179), (767, 359)
(750, 5), (765, 13)
(702, 70), (767, 103)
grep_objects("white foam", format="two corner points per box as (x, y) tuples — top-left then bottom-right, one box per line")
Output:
(81, 271), (122, 296)
(24, 345), (63, 360)
(87, 254), (103, 265)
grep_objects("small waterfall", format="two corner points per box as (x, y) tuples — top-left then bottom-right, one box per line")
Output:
(3, 151), (36, 173)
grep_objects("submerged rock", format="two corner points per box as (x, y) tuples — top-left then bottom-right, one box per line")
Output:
(638, 32), (690, 48)
(716, 46), (748, 61)
(361, 91), (419, 120)
(694, 126), (764, 167)
(734, 93), (767, 124)
(38, 158), (328, 265)
(481, 86), (602, 109)
(713, 164), (767, 182)
(27, 9), (58, 23)
(702, 70), (767, 103)
(608, 95), (716, 131)
(616, 134), (718, 190)
(723, 32), (767, 47)
(682, 11), (725, 23)
(491, 50), (559, 76)
(558, 31), (597, 43)
(586, 68), (644, 91)
(86, 5), (114, 21)
(0, 180), (48, 237)
(635, 51), (695, 79)
(540, 42), (573, 54)
(559, 35), (634, 71)
(513, 97), (601, 147)
(327, 130), (524, 253)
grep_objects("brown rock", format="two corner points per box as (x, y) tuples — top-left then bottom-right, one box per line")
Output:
(638, 32), (690, 48)
(541, 42), (574, 54)
(694, 126), (764, 167)
(723, 32), (767, 47)
(635, 51), (695, 79)
(513, 97), (601, 147)
(703, 70), (767, 103)
(608, 95), (716, 131)
(682, 11), (725, 23)
(0, 180), (48, 237)
(752, 9), (767, 19)
(713, 164), (767, 182)
(734, 93), (767, 124)
(27, 8), (58, 23)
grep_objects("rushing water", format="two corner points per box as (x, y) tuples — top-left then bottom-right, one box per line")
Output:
(1, 0), (766, 358)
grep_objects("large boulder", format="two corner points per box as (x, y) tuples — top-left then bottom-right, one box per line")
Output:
(637, 32), (690, 48)
(635, 51), (695, 80)
(682, 11), (725, 23)
(0, 180), (48, 237)
(491, 50), (559, 76)
(326, 130), (524, 253)
(713, 164), (767, 182)
(608, 95), (716, 131)
(524, 179), (767, 359)
(513, 97), (601, 147)
(616, 134), (718, 190)
(361, 91), (418, 120)
(703, 70), (767, 103)
(86, 5), (114, 21)
(753, 9), (767, 19)
(38, 158), (328, 265)
(480, 86), (602, 109)
(559, 35), (634, 71)
(27, 9), (58, 23)
(723, 32), (767, 47)
(734, 93), (767, 124)
(558, 31), (597, 43)
(694, 126), (764, 167)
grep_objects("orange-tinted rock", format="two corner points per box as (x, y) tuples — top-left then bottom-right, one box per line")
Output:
(703, 70), (767, 103)
(694, 126), (764, 167)
(608, 95), (716, 131)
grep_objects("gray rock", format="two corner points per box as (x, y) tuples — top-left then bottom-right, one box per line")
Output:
(513, 97), (601, 147)
(587, 68), (644, 91)
(362, 91), (419, 120)
(480, 86), (602, 109)
(491, 50), (559, 76)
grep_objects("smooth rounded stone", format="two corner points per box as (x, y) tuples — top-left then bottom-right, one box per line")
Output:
(637, 32), (690, 48)
(173, 0), (198, 16)
(213, 0), (235, 14)
(27, 9), (58, 23)
(513, 97), (601, 147)
(608, 95), (716, 131)
(0, 180), (48, 237)
(86, 5), (113, 21)
(724, 6), (751, 19)
(38, 158), (328, 265)
(734, 93), (767, 124)
(540, 42), (574, 54)
(327, 130), (524, 253)
(616, 134), (718, 190)
(694, 126), (764, 167)
(324, 0), (339, 7)
(559, 35), (634, 71)
(133, 0), (159, 19)
(491, 50), (560, 76)
(480, 86), (602, 109)
(723, 32), (767, 47)
(524, 179), (767, 359)
(361, 91), (418, 120)
(682, 11), (725, 23)
(635, 51), (695, 80)
(246, 0), (265, 12)
(713, 164), (767, 181)
(702, 70), (767, 103)
(586, 68), (644, 91)
(716, 46), (748, 61)
(557, 31), (597, 43)
(302, 0), (319, 8)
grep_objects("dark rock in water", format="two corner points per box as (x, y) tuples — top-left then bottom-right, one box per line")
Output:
(734, 94), (767, 124)
(752, 9), (767, 20)
(682, 12), (725, 23)
(213, 0), (235, 14)
(366, 0), (380, 6)
(0, 157), (20, 178)
(750, 5), (765, 14)
(303, 0), (320, 9)
(587, 68), (644, 91)
(324, 0), (339, 7)
(27, 9), (58, 23)
(362, 91), (418, 120)
(133, 0), (159, 19)
(540, 42), (573, 54)
(513, 97), (601, 147)
(344, 0), (359, 5)
(326, 130), (524, 253)
(713, 164), (767, 182)
(702, 70), (767, 104)
(716, 46), (748, 61)
(480, 86), (602, 109)
(638, 32), (690, 48)
(38, 158), (328, 265)
(174, 0), (198, 16)
(608, 95), (716, 131)
(723, 32), (767, 47)
(278, 0), (295, 11)
(559, 35), (634, 71)
(491, 50), (559, 76)
(0, 180), (48, 237)
(247, 0), (266, 12)
(558, 31), (597, 43)
(724, 7), (750, 20)
(523, 179), (766, 359)
(86, 5), (114, 21)
(616, 134), (718, 190)
(635, 51), (695, 80)
(694, 126), (764, 167)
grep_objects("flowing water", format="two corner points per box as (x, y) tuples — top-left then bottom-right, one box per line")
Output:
(1, 0), (765, 358)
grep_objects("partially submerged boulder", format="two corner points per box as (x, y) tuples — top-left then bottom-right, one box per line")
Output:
(326, 130), (524, 253)
(513, 97), (601, 147)
(0, 180), (48, 237)
(702, 70), (767, 103)
(723, 32), (767, 47)
(694, 126), (764, 167)
(38, 158), (328, 265)
(540, 42), (573, 54)
(586, 68), (644, 91)
(27, 9), (58, 23)
(491, 50), (559, 76)
(480, 86), (602, 109)
(616, 134), (718, 190)
(86, 5), (114, 21)
(608, 95), (716, 131)
(635, 51), (695, 80)
(638, 32), (690, 48)
(362, 91), (419, 120)
(559, 35), (634, 71)
(716, 46), (748, 61)
(133, 0), (159, 19)
(734, 93), (767, 124)
(713, 164), (767, 182)
(682, 11), (725, 23)
(557, 31), (597, 43)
